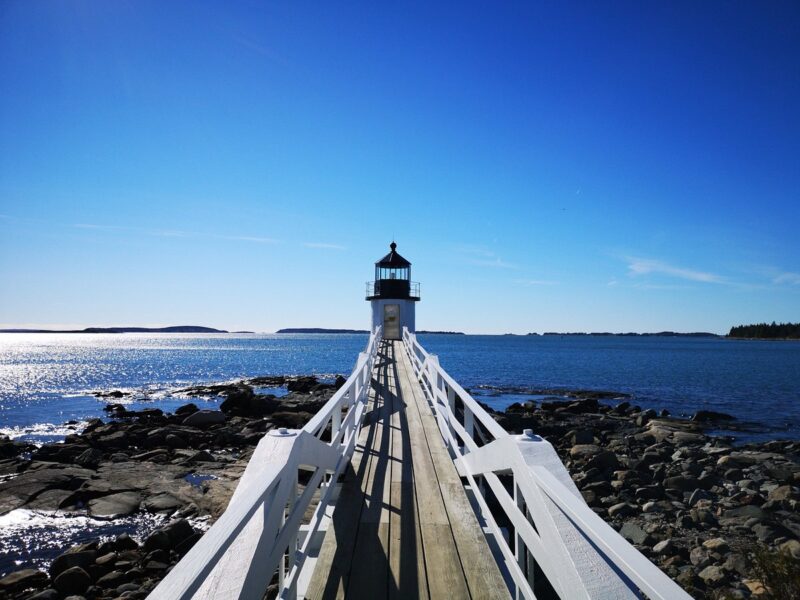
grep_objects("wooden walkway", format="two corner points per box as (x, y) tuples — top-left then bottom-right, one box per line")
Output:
(306, 341), (507, 599)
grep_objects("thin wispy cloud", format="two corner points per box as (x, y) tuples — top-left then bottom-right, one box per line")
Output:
(73, 223), (279, 245)
(626, 257), (727, 284)
(232, 36), (288, 65)
(456, 245), (518, 269)
(216, 234), (278, 244)
(74, 223), (129, 231)
(154, 229), (193, 238)
(515, 278), (558, 286)
(772, 271), (800, 285)
(470, 257), (518, 269)
(304, 242), (346, 250)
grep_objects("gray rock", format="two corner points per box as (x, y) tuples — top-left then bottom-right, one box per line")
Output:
(688, 488), (710, 507)
(175, 403), (199, 416)
(702, 537), (730, 553)
(664, 475), (699, 493)
(144, 560), (169, 571)
(165, 434), (187, 448)
(27, 590), (60, 600)
(586, 450), (620, 471)
(571, 430), (595, 445)
(653, 539), (674, 555)
(74, 448), (104, 468)
(49, 549), (97, 578)
(143, 530), (172, 552)
(162, 518), (195, 546)
(608, 502), (636, 518)
(724, 468), (743, 481)
(95, 570), (129, 588)
(88, 491), (142, 519)
(768, 484), (799, 502)
(724, 553), (749, 575)
(698, 565), (726, 585)
(182, 410), (226, 427)
(0, 569), (48, 592)
(569, 444), (600, 459)
(753, 523), (779, 542)
(142, 492), (183, 513)
(95, 551), (118, 566)
(187, 450), (216, 463)
(53, 566), (91, 595)
(619, 522), (650, 545)
(690, 546), (709, 567)
(114, 533), (139, 550)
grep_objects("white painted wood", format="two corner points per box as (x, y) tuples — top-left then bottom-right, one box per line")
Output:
(148, 328), (382, 600)
(401, 327), (691, 600)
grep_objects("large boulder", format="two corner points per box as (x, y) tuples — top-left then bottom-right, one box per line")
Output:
(49, 548), (97, 578)
(175, 403), (199, 417)
(88, 491), (142, 519)
(220, 387), (279, 416)
(182, 410), (226, 427)
(286, 376), (318, 393)
(0, 569), (48, 593)
(692, 410), (735, 422)
(142, 492), (183, 514)
(74, 447), (104, 469)
(53, 566), (91, 595)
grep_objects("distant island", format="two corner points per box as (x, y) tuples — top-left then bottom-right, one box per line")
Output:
(528, 331), (719, 337)
(0, 325), (228, 334)
(276, 328), (369, 334)
(728, 322), (800, 340)
(416, 330), (464, 335)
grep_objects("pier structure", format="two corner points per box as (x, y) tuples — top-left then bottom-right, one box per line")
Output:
(149, 245), (690, 599)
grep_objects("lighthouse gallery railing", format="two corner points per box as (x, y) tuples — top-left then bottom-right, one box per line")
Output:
(402, 327), (690, 600)
(149, 328), (382, 600)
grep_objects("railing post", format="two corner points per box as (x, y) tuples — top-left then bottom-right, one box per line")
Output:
(331, 399), (341, 442)
(464, 406), (474, 450)
(284, 469), (299, 600)
(514, 480), (533, 599)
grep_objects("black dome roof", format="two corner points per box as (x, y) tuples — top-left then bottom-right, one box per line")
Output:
(375, 242), (411, 267)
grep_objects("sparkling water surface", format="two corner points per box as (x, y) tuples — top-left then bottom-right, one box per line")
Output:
(1, 333), (799, 444)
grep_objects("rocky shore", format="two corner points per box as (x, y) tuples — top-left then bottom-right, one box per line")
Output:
(0, 378), (798, 598)
(0, 375), (341, 599)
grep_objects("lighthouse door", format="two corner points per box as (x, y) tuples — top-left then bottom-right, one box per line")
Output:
(383, 304), (401, 340)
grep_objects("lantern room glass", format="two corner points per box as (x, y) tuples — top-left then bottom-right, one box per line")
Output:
(375, 266), (410, 281)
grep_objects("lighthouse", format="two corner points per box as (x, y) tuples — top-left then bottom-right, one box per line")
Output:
(366, 242), (420, 340)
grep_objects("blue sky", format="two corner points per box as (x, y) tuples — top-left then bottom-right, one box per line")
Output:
(1, 1), (798, 334)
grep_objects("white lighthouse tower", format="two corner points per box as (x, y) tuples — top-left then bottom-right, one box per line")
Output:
(366, 242), (420, 340)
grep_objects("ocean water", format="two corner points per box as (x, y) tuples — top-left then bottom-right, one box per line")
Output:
(1, 333), (799, 444)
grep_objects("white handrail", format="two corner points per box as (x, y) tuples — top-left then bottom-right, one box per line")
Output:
(402, 327), (690, 600)
(149, 327), (382, 600)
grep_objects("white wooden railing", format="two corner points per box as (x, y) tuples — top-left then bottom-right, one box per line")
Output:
(149, 327), (382, 600)
(402, 327), (691, 600)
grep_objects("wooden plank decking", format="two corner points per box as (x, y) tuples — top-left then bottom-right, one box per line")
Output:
(306, 341), (507, 599)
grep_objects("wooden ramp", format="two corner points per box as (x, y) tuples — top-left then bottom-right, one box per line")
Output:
(306, 340), (507, 599)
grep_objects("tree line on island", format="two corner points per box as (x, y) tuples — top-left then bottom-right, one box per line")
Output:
(728, 322), (800, 340)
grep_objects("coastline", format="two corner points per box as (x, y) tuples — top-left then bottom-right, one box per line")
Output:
(0, 379), (798, 598)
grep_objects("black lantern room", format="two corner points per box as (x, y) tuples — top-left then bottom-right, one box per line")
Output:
(365, 242), (421, 301)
